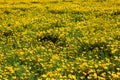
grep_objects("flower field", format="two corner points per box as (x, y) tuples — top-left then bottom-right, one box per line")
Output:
(0, 0), (120, 79)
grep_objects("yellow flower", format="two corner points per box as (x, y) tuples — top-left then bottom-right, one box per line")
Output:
(46, 78), (55, 80)
(0, 75), (2, 79)
(51, 54), (60, 61)
(87, 75), (92, 79)
(94, 64), (98, 68)
(56, 68), (61, 72)
(47, 72), (56, 77)
(117, 72), (120, 76)
(93, 73), (97, 79)
(104, 66), (108, 70)
(112, 73), (119, 79)
(88, 69), (95, 74)
(80, 76), (85, 79)
(5, 66), (15, 74)
(68, 74), (76, 80)
(42, 74), (47, 78)
(116, 68), (120, 71)
(101, 72), (106, 77)
(12, 76), (16, 79)
(38, 78), (42, 80)
(97, 76), (106, 80)
(111, 48), (118, 54)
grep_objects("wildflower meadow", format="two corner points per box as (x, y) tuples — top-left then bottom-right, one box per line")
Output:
(0, 0), (120, 79)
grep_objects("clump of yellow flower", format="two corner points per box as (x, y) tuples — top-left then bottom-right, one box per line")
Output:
(0, 0), (120, 79)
